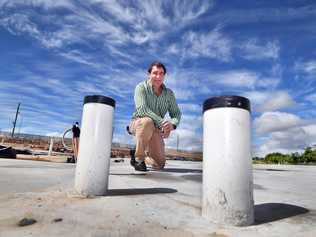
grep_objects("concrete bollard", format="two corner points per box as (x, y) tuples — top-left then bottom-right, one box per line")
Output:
(202, 95), (254, 226)
(75, 95), (115, 196)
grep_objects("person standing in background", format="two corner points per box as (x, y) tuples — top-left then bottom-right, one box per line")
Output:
(72, 122), (80, 162)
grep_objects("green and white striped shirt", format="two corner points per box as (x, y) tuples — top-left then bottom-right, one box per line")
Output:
(132, 80), (181, 128)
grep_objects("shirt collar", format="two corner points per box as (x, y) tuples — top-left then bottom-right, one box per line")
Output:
(146, 80), (166, 93)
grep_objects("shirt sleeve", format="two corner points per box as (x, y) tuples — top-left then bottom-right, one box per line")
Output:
(167, 90), (181, 128)
(134, 84), (164, 127)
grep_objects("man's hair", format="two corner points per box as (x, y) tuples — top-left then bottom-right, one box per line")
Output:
(148, 61), (167, 74)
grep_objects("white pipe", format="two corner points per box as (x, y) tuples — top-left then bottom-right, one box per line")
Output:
(62, 128), (73, 151)
(75, 95), (115, 196)
(202, 96), (254, 226)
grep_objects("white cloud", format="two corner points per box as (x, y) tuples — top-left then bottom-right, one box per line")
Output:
(45, 131), (63, 137)
(0, 0), (73, 9)
(243, 91), (295, 112)
(0, 14), (64, 48)
(239, 39), (280, 60)
(213, 70), (258, 88)
(254, 111), (302, 134)
(88, 0), (212, 46)
(112, 133), (134, 146)
(254, 123), (316, 157)
(295, 60), (316, 78)
(204, 5), (316, 28)
(302, 124), (316, 142)
(243, 91), (269, 106)
(0, 0), (214, 66)
(76, 81), (103, 94)
(165, 128), (202, 152)
(172, 0), (212, 24)
(137, 1), (170, 28)
(172, 88), (195, 100)
(90, 0), (137, 24)
(165, 114), (202, 151)
(92, 0), (212, 29)
(164, 71), (198, 100)
(305, 93), (316, 103)
(167, 44), (180, 55)
(259, 91), (296, 111)
(179, 103), (201, 113)
(182, 27), (232, 61)
(59, 50), (103, 68)
(256, 77), (280, 88)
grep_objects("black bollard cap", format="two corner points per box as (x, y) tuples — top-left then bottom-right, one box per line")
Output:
(203, 95), (250, 113)
(84, 95), (116, 108)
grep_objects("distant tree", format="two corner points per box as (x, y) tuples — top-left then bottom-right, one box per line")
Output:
(301, 147), (316, 163)
(290, 152), (300, 164)
(252, 156), (262, 160)
(264, 152), (284, 164)
(265, 152), (295, 164)
(263, 147), (316, 164)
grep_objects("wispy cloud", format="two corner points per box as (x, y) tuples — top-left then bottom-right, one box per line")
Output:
(239, 39), (280, 60)
(179, 103), (201, 113)
(0, 0), (214, 69)
(172, 0), (213, 24)
(182, 27), (232, 61)
(256, 77), (280, 89)
(203, 4), (316, 27)
(212, 70), (258, 88)
(0, 14), (64, 48)
(295, 60), (316, 78)
(59, 50), (104, 68)
(305, 93), (316, 103)
(0, 0), (74, 10)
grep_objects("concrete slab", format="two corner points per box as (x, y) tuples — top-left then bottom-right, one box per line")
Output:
(0, 158), (315, 237)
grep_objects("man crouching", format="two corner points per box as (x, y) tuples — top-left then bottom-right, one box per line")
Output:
(129, 61), (181, 171)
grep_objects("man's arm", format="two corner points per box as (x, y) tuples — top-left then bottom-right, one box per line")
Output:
(167, 90), (181, 129)
(161, 90), (181, 138)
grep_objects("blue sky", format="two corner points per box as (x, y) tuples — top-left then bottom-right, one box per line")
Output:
(0, 0), (316, 157)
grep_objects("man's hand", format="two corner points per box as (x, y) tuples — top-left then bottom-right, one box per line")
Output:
(161, 121), (174, 138)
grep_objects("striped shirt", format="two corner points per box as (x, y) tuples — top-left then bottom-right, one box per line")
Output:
(132, 80), (181, 128)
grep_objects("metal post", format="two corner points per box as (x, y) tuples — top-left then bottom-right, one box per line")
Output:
(11, 103), (21, 137)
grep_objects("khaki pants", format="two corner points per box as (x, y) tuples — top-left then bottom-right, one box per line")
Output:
(129, 117), (165, 169)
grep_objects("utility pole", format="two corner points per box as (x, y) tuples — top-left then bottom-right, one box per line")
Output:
(11, 103), (21, 138)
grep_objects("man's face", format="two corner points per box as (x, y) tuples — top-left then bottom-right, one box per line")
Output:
(149, 66), (165, 88)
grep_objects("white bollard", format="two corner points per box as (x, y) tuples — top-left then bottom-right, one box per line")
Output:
(75, 95), (115, 196)
(202, 95), (254, 226)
